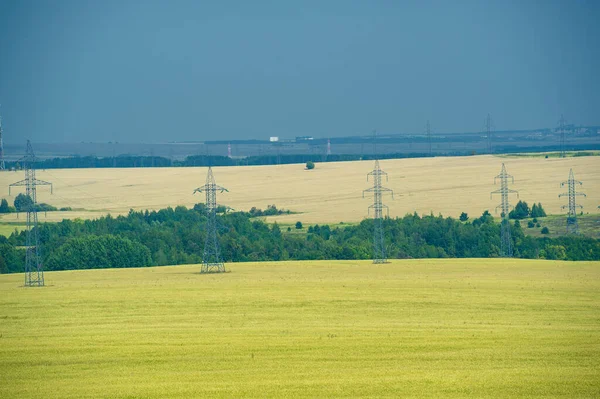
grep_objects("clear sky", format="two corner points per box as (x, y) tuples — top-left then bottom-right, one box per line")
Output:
(0, 0), (598, 143)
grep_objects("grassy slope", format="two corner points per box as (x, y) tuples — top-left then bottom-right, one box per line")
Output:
(1, 259), (599, 398)
(522, 214), (600, 239)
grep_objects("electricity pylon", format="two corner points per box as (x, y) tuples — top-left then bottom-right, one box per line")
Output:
(559, 169), (585, 234)
(194, 166), (228, 273)
(9, 141), (53, 286)
(363, 160), (393, 263)
(491, 163), (518, 257)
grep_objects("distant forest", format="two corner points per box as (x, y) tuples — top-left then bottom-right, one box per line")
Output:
(5, 148), (599, 170)
(1, 205), (598, 273)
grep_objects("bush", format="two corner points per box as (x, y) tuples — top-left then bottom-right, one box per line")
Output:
(59, 207), (72, 211)
(459, 212), (469, 222)
(306, 161), (315, 170)
(295, 221), (303, 229)
(36, 203), (57, 212)
(532, 218), (538, 223)
(541, 227), (550, 234)
(527, 221), (535, 228)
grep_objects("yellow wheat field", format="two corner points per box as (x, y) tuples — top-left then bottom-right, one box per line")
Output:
(0, 155), (598, 224)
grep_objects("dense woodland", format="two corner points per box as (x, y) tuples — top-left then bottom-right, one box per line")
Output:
(1, 205), (598, 274)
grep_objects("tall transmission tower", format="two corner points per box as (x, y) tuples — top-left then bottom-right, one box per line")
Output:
(484, 114), (494, 154)
(194, 166), (228, 273)
(9, 141), (53, 286)
(558, 115), (567, 158)
(559, 168), (585, 234)
(426, 120), (432, 156)
(363, 160), (393, 263)
(491, 163), (518, 257)
(0, 106), (5, 170)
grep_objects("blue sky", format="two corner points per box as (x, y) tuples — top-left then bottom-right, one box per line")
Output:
(0, 0), (598, 143)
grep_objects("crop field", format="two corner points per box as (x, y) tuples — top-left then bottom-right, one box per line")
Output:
(0, 259), (599, 398)
(0, 154), (598, 225)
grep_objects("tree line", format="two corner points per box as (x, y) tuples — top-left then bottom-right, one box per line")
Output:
(1, 205), (598, 274)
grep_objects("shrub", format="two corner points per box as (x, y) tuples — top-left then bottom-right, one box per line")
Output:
(541, 227), (550, 234)
(36, 203), (57, 212)
(527, 221), (535, 228)
(295, 221), (303, 229)
(459, 212), (469, 222)
(306, 161), (315, 170)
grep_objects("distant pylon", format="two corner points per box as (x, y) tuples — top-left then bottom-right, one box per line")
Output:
(485, 114), (494, 154)
(426, 120), (432, 156)
(363, 160), (393, 263)
(327, 139), (331, 156)
(0, 107), (5, 170)
(558, 115), (567, 158)
(194, 166), (228, 273)
(227, 143), (232, 158)
(9, 141), (53, 286)
(491, 163), (518, 257)
(559, 168), (585, 234)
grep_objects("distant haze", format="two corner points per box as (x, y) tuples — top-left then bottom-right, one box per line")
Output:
(0, 0), (598, 144)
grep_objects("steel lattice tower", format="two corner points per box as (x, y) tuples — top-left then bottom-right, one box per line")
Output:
(559, 169), (585, 234)
(485, 114), (494, 154)
(491, 163), (518, 257)
(9, 141), (52, 286)
(194, 166), (228, 273)
(363, 160), (393, 263)
(558, 115), (567, 158)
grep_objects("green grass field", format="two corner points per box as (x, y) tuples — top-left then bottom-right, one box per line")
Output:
(1, 259), (599, 398)
(0, 222), (25, 237)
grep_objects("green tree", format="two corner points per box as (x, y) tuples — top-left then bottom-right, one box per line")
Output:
(530, 203), (547, 218)
(459, 212), (469, 222)
(541, 226), (550, 234)
(543, 245), (566, 260)
(295, 221), (303, 229)
(509, 200), (530, 219)
(306, 161), (315, 170)
(45, 235), (152, 271)
(14, 193), (34, 212)
(0, 199), (10, 213)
